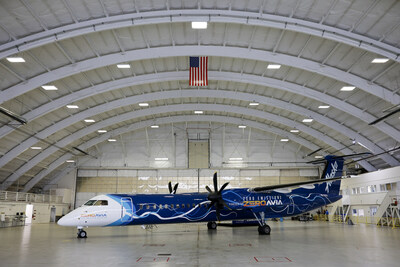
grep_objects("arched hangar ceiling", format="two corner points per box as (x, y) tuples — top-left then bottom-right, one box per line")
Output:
(0, 0), (399, 192)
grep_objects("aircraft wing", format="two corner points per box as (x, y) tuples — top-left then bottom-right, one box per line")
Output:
(251, 177), (343, 192)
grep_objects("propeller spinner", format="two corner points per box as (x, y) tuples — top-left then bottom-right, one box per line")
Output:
(206, 172), (231, 221)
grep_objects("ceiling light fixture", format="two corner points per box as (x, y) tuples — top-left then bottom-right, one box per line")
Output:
(31, 147), (42, 150)
(238, 125), (247, 129)
(194, 110), (204, 114)
(290, 129), (299, 133)
(267, 64), (281, 69)
(66, 105), (79, 109)
(280, 139), (289, 142)
(151, 125), (159, 128)
(139, 103), (149, 107)
(84, 119), (95, 123)
(229, 157), (243, 161)
(302, 119), (313, 123)
(117, 64), (131, 68)
(318, 105), (330, 109)
(249, 102), (259, 106)
(41, 85), (58, 90)
(315, 156), (323, 159)
(6, 57), (25, 62)
(97, 130), (107, 133)
(371, 58), (389, 63)
(66, 160), (75, 163)
(340, 86), (355, 91)
(155, 157), (169, 161)
(191, 22), (207, 29)
(108, 139), (117, 142)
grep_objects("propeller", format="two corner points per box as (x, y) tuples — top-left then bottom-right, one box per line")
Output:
(168, 181), (179, 194)
(206, 172), (231, 221)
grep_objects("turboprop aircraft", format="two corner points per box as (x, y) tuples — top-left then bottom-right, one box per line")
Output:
(58, 155), (351, 238)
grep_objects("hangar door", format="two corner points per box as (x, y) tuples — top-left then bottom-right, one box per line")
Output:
(188, 141), (209, 168)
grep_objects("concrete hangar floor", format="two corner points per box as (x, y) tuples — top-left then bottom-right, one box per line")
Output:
(0, 221), (398, 267)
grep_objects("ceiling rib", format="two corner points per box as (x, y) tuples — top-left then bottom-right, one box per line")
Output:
(0, 10), (399, 61)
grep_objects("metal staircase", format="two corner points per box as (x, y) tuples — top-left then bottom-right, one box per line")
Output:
(376, 190), (400, 228)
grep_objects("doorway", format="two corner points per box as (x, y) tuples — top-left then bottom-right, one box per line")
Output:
(50, 206), (56, 223)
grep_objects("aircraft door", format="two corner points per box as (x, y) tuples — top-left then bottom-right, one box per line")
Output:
(121, 197), (134, 222)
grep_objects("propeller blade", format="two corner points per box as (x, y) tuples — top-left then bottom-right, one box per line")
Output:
(173, 183), (179, 194)
(168, 182), (173, 194)
(218, 182), (229, 193)
(205, 185), (213, 193)
(222, 200), (232, 210)
(215, 207), (221, 221)
(213, 172), (218, 192)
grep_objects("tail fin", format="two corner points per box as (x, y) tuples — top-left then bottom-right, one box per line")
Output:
(321, 155), (344, 179)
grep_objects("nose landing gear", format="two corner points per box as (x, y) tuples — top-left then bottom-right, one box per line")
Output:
(77, 227), (87, 238)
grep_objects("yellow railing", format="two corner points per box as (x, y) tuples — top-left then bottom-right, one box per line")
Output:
(314, 214), (400, 228)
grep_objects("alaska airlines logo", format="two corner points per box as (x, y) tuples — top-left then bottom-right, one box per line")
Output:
(81, 214), (107, 218)
(243, 199), (283, 207)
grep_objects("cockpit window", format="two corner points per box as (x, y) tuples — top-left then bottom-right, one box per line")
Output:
(94, 200), (108, 206)
(83, 200), (97, 206)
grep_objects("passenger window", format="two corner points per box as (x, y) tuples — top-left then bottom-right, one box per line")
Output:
(171, 204), (174, 208)
(146, 205), (150, 209)
(165, 204), (168, 209)
(192, 203), (195, 208)
(153, 204), (157, 209)
(176, 204), (180, 208)
(139, 204), (143, 210)
(159, 204), (163, 209)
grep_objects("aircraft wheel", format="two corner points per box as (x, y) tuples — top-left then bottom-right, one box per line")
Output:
(77, 230), (87, 238)
(207, 221), (217, 230)
(258, 224), (271, 235)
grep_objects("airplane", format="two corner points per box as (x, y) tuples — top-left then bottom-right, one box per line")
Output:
(58, 155), (349, 238)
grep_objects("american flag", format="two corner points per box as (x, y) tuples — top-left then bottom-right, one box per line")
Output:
(189, 57), (208, 86)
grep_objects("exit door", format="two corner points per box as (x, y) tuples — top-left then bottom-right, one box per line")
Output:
(121, 198), (133, 222)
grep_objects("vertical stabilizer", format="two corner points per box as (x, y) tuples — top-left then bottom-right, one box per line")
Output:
(321, 155), (344, 179)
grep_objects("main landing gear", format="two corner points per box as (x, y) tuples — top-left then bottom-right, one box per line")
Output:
(77, 227), (87, 238)
(253, 211), (271, 235)
(207, 221), (217, 230)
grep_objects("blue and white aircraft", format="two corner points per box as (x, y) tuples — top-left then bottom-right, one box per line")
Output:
(58, 155), (347, 238)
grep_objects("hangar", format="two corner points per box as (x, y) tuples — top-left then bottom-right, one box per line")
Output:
(0, 0), (399, 266)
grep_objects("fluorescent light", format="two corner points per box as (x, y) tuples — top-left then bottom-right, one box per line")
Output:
(315, 156), (323, 159)
(31, 147), (42, 150)
(97, 130), (107, 133)
(155, 157), (168, 161)
(318, 105), (330, 109)
(151, 125), (159, 128)
(302, 119), (313, 123)
(290, 129), (299, 133)
(191, 22), (207, 29)
(229, 157), (243, 161)
(249, 102), (259, 106)
(280, 139), (289, 142)
(66, 160), (75, 163)
(41, 85), (58, 90)
(117, 64), (131, 68)
(84, 119), (95, 123)
(6, 57), (25, 62)
(357, 142), (370, 150)
(340, 86), (355, 91)
(267, 64), (281, 69)
(371, 58), (389, 63)
(66, 105), (79, 109)
(108, 139), (117, 142)
(139, 103), (149, 107)
(238, 125), (247, 129)
(194, 110), (203, 114)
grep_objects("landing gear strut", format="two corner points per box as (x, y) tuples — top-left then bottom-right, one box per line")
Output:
(77, 227), (87, 238)
(207, 221), (217, 230)
(252, 211), (271, 235)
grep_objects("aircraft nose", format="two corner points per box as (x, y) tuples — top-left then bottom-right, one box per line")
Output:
(57, 214), (75, 226)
